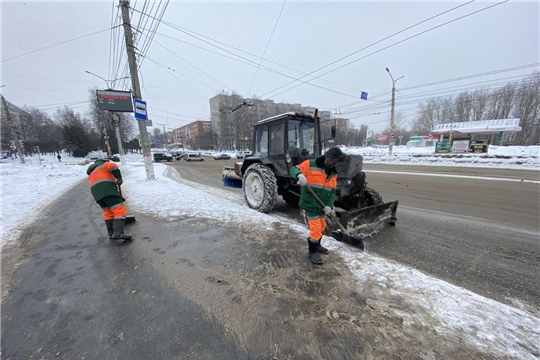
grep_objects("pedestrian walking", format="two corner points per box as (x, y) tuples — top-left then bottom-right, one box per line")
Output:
(86, 159), (132, 241)
(57, 154), (62, 162)
(290, 147), (346, 264)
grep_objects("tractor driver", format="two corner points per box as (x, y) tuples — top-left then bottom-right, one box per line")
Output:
(270, 125), (284, 154)
(290, 147), (347, 264)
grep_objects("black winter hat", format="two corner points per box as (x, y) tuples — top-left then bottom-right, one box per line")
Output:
(324, 147), (347, 167)
(325, 147), (343, 159)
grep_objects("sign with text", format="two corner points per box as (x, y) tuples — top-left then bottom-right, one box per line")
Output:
(134, 99), (147, 120)
(96, 90), (133, 112)
(452, 140), (470, 153)
(469, 140), (489, 153)
(376, 135), (389, 142)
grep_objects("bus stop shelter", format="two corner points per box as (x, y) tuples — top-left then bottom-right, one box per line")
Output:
(431, 119), (522, 146)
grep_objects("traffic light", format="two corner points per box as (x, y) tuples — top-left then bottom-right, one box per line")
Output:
(19, 141), (24, 149)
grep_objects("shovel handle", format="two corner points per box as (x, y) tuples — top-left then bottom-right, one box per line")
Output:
(304, 184), (349, 234)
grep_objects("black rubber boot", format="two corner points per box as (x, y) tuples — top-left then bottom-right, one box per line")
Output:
(105, 220), (114, 239)
(316, 237), (328, 254)
(112, 219), (132, 241)
(308, 239), (323, 265)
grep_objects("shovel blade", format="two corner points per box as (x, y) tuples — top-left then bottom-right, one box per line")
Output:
(338, 201), (398, 238)
(331, 230), (364, 250)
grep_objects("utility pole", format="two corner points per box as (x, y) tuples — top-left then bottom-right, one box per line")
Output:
(103, 127), (112, 156)
(0, 94), (25, 164)
(120, 0), (155, 180)
(386, 67), (404, 156)
(111, 113), (126, 165)
(156, 123), (168, 149)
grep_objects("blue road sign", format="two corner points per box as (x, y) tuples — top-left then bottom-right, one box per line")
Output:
(360, 91), (368, 100)
(134, 99), (147, 120)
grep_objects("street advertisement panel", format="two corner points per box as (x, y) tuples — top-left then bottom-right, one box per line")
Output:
(435, 141), (452, 153)
(376, 135), (389, 142)
(452, 140), (470, 153)
(469, 140), (489, 153)
(96, 90), (134, 112)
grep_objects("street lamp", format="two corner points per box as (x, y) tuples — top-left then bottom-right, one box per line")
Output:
(386, 67), (404, 156)
(85, 71), (129, 89)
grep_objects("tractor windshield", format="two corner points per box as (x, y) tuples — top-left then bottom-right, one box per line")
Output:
(289, 120), (315, 156)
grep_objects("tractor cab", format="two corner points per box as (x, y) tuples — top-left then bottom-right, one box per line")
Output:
(244, 112), (325, 178)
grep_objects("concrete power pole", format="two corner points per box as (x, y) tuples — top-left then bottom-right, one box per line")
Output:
(120, 0), (155, 180)
(1, 94), (25, 164)
(386, 67), (404, 156)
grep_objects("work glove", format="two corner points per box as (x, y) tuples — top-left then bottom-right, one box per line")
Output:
(115, 179), (123, 186)
(297, 174), (308, 187)
(324, 206), (336, 217)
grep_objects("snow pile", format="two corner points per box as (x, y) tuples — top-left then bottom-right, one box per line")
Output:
(122, 163), (279, 227)
(340, 145), (540, 169)
(324, 240), (540, 359)
(1, 158), (88, 245)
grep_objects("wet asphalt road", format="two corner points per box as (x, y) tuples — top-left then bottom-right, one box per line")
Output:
(168, 157), (540, 311)
(1, 182), (245, 360)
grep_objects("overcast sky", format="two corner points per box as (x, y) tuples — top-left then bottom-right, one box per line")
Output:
(1, 1), (539, 133)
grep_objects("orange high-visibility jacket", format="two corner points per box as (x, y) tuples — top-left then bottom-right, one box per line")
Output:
(290, 159), (337, 212)
(87, 160), (122, 202)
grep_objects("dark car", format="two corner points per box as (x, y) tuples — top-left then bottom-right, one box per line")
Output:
(153, 152), (173, 162)
(214, 153), (231, 160)
(172, 151), (187, 160)
(105, 155), (120, 162)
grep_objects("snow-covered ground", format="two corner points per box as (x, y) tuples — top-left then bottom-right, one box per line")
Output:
(1, 149), (539, 358)
(342, 145), (540, 169)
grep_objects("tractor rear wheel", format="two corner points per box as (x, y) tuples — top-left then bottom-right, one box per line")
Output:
(364, 187), (383, 207)
(243, 163), (278, 213)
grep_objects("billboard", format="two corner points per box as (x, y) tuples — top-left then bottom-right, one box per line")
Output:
(470, 140), (489, 153)
(376, 135), (389, 142)
(452, 140), (470, 153)
(96, 90), (134, 112)
(435, 141), (452, 153)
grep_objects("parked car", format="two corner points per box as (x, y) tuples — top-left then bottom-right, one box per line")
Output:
(214, 153), (231, 160)
(172, 151), (187, 160)
(236, 151), (252, 159)
(185, 153), (204, 162)
(153, 152), (173, 162)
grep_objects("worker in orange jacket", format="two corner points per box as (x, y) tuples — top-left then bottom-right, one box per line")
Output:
(290, 147), (347, 264)
(87, 159), (132, 241)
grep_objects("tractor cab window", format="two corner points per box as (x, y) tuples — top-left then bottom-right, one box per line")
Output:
(269, 123), (285, 154)
(255, 126), (268, 156)
(288, 120), (315, 156)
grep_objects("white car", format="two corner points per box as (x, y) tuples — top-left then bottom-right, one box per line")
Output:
(236, 151), (252, 159)
(185, 154), (204, 162)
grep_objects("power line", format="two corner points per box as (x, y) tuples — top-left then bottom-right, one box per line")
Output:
(140, 32), (233, 92)
(131, 8), (367, 99)
(334, 63), (539, 115)
(148, 26), (365, 94)
(143, 55), (221, 93)
(259, 1), (475, 99)
(246, 0), (287, 97)
(2, 26), (120, 63)
(263, 1), (509, 100)
(143, 56), (209, 99)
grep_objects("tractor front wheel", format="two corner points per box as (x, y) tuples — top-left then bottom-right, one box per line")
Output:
(243, 163), (278, 213)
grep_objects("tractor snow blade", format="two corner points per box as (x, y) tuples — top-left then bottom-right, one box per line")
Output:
(338, 201), (398, 238)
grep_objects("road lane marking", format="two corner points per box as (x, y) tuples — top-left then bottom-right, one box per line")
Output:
(364, 170), (540, 184)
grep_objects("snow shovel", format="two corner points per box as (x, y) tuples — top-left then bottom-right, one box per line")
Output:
(118, 185), (136, 224)
(304, 185), (364, 250)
